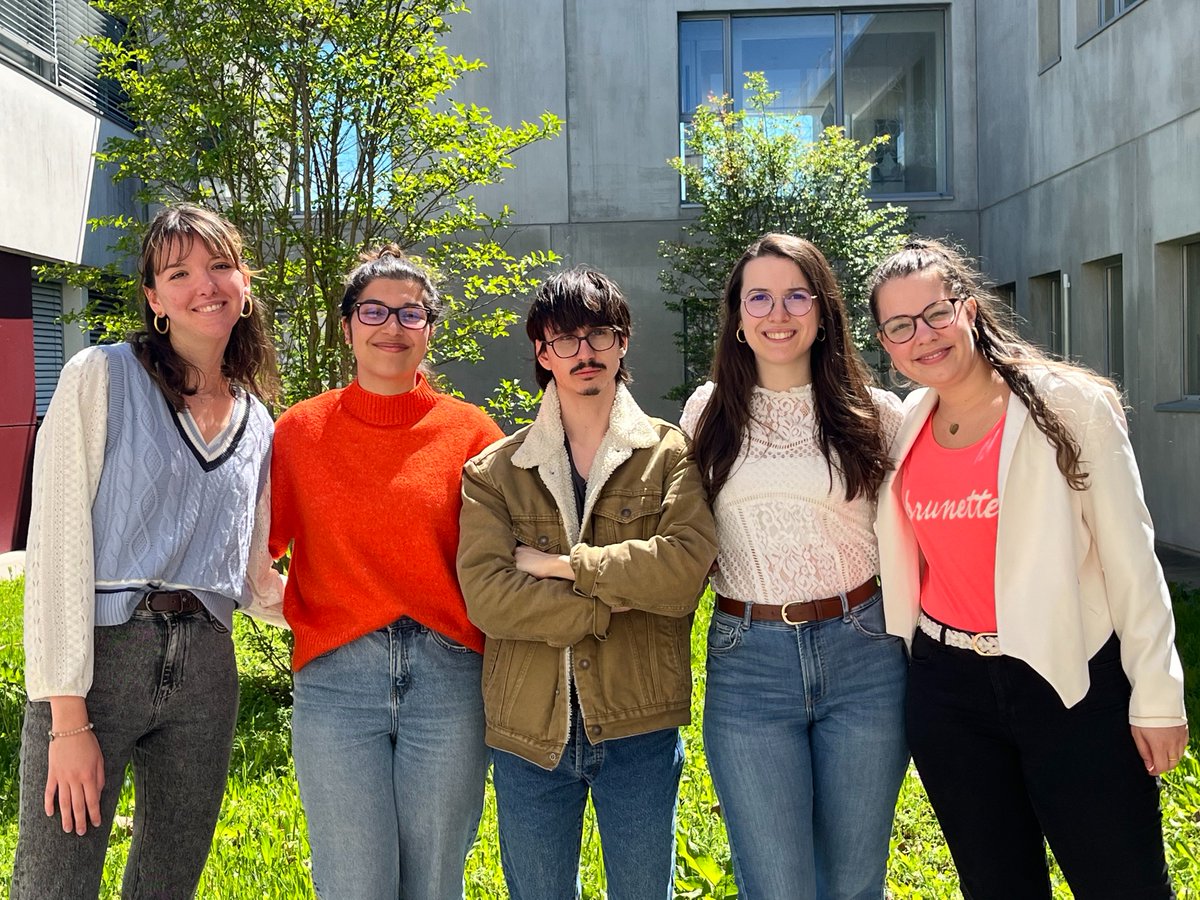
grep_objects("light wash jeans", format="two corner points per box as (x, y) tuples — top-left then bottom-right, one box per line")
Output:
(702, 591), (909, 900)
(491, 700), (684, 900)
(12, 608), (239, 900)
(291, 617), (487, 900)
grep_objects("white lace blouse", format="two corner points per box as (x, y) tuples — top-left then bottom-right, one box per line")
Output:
(681, 381), (902, 603)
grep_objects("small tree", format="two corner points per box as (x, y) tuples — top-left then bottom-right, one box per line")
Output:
(55, 0), (561, 406)
(660, 72), (909, 401)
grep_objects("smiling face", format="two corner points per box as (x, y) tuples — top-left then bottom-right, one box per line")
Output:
(142, 237), (249, 356)
(341, 277), (432, 395)
(738, 254), (821, 390)
(874, 268), (979, 390)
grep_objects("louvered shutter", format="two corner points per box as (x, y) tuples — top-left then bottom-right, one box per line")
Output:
(32, 282), (64, 418)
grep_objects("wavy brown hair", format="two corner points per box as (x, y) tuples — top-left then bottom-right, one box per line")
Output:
(867, 238), (1113, 491)
(134, 204), (279, 409)
(692, 233), (892, 502)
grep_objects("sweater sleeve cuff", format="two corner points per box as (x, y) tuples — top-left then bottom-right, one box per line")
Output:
(1128, 715), (1188, 728)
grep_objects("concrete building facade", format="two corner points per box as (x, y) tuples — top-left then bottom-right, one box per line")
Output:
(4, 0), (1197, 554)
(443, 0), (1200, 553)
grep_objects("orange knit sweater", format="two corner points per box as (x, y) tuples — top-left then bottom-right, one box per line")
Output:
(269, 376), (503, 670)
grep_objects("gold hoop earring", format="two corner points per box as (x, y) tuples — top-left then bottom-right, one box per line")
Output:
(240, 296), (254, 319)
(736, 327), (747, 343)
(816, 324), (826, 342)
(153, 314), (170, 335)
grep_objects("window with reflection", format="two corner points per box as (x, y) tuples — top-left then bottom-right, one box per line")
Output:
(679, 9), (948, 197)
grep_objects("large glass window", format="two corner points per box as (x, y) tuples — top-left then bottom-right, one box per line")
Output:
(679, 9), (948, 197)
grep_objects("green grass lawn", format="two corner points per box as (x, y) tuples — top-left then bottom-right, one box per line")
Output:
(1, 576), (1198, 898)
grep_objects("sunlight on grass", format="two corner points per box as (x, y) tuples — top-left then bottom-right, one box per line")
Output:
(0, 578), (1197, 898)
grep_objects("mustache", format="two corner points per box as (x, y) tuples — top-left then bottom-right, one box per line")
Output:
(570, 359), (605, 374)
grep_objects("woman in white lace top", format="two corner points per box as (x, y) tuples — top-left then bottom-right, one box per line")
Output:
(681, 233), (907, 899)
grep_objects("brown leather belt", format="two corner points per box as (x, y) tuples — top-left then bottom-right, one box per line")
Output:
(716, 577), (878, 625)
(136, 590), (203, 615)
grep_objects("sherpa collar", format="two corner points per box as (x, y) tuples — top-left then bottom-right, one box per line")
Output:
(511, 381), (660, 544)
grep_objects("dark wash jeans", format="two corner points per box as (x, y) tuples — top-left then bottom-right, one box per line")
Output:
(11, 608), (239, 900)
(907, 629), (1174, 900)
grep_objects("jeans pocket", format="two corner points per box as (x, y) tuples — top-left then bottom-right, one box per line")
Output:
(848, 592), (898, 642)
(428, 628), (474, 655)
(206, 612), (231, 635)
(706, 613), (743, 656)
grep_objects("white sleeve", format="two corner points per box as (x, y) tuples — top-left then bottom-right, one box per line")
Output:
(239, 476), (289, 629)
(1078, 383), (1186, 726)
(23, 348), (109, 701)
(680, 381), (716, 439)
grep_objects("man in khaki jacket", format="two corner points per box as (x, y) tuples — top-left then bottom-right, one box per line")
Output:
(458, 267), (717, 899)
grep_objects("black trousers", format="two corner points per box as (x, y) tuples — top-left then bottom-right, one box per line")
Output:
(906, 629), (1174, 900)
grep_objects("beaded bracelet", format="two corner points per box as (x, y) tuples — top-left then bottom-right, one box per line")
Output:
(48, 722), (95, 741)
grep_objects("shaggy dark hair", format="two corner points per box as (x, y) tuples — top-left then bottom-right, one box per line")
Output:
(525, 267), (632, 389)
(134, 203), (278, 409)
(691, 233), (891, 502)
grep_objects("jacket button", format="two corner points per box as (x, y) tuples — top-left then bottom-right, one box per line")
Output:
(578, 658), (590, 670)
(537, 535), (549, 547)
(549, 752), (558, 762)
(589, 724), (602, 736)
(620, 507), (632, 518)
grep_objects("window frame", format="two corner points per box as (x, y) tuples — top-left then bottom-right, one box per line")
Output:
(678, 6), (951, 203)
(1184, 240), (1200, 400)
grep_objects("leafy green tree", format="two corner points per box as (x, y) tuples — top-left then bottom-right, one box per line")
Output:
(55, 0), (560, 405)
(660, 72), (909, 401)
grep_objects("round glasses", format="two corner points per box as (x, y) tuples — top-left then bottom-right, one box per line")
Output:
(353, 301), (435, 330)
(542, 326), (621, 358)
(741, 290), (815, 318)
(877, 298), (963, 344)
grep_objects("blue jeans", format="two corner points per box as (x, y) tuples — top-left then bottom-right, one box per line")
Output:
(12, 608), (239, 900)
(703, 591), (908, 900)
(491, 704), (684, 900)
(291, 618), (488, 900)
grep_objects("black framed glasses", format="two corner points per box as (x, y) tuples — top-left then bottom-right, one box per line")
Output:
(542, 326), (621, 358)
(353, 301), (435, 330)
(878, 298), (964, 344)
(741, 290), (816, 318)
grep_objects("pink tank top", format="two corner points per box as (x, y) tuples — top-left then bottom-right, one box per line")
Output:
(900, 412), (1005, 632)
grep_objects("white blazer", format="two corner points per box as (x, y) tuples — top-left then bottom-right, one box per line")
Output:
(875, 368), (1186, 727)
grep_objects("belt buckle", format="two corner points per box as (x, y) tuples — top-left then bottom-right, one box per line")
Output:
(781, 601), (810, 626)
(145, 591), (175, 613)
(970, 632), (1001, 656)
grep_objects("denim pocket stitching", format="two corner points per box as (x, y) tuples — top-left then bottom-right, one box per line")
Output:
(428, 629), (473, 654)
(847, 594), (898, 642)
(706, 619), (744, 656)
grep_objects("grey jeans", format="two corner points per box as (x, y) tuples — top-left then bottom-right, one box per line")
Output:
(11, 607), (239, 900)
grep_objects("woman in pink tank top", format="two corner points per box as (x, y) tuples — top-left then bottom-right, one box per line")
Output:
(870, 238), (1187, 899)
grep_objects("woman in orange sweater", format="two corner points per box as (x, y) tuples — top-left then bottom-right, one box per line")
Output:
(269, 246), (503, 900)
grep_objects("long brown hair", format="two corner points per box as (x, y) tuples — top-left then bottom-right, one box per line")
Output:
(867, 238), (1113, 490)
(133, 204), (279, 409)
(692, 233), (892, 502)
